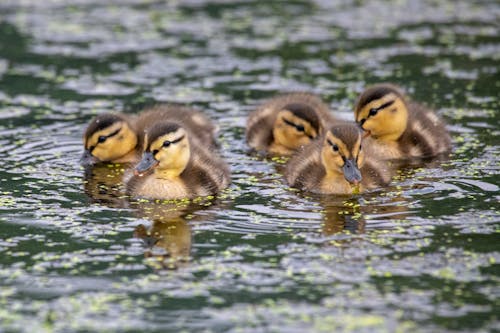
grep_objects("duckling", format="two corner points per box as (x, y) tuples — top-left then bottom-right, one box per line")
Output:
(354, 83), (451, 160)
(80, 104), (218, 166)
(246, 92), (337, 155)
(285, 123), (392, 194)
(126, 122), (230, 200)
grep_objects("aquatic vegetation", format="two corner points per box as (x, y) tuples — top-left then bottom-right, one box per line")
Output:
(0, 0), (498, 332)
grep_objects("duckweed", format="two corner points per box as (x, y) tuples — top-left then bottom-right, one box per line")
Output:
(0, 0), (498, 332)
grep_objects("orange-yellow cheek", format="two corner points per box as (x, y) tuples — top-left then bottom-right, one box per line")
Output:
(91, 147), (108, 161)
(295, 134), (311, 147)
(92, 144), (122, 161)
(357, 152), (365, 167)
(326, 154), (344, 174)
(362, 118), (377, 133)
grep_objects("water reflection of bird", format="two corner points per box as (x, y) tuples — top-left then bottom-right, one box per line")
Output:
(131, 199), (218, 270)
(285, 123), (393, 194)
(80, 104), (218, 166)
(246, 92), (338, 156)
(82, 163), (128, 208)
(319, 196), (366, 235)
(318, 193), (411, 237)
(134, 217), (192, 270)
(126, 122), (231, 200)
(354, 84), (451, 160)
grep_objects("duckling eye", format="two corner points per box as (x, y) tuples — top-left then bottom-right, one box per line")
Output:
(98, 136), (107, 143)
(332, 144), (339, 152)
(296, 124), (305, 132)
(369, 108), (378, 116)
(163, 141), (171, 148)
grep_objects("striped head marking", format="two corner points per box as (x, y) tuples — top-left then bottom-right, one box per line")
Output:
(354, 84), (408, 142)
(135, 123), (190, 178)
(81, 113), (137, 165)
(273, 103), (321, 150)
(321, 124), (364, 185)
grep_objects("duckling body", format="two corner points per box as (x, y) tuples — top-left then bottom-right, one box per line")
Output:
(286, 123), (391, 194)
(354, 84), (451, 160)
(81, 105), (217, 166)
(126, 122), (230, 200)
(246, 92), (337, 155)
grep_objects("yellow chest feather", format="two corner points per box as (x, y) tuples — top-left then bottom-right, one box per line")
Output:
(366, 137), (403, 160)
(135, 176), (189, 200)
(268, 142), (296, 156)
(319, 174), (364, 195)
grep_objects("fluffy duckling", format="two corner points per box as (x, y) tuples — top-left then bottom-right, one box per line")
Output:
(81, 105), (217, 166)
(285, 123), (391, 194)
(354, 83), (451, 160)
(126, 122), (230, 200)
(246, 92), (337, 155)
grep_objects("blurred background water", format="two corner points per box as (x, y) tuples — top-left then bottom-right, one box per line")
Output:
(0, 0), (498, 332)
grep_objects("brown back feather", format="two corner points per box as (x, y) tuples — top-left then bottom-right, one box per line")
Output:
(246, 92), (336, 150)
(285, 140), (324, 190)
(135, 105), (218, 152)
(398, 102), (451, 157)
(355, 83), (405, 112)
(329, 123), (362, 152)
(84, 113), (128, 139)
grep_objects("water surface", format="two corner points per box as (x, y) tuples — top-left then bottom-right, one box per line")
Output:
(0, 0), (498, 332)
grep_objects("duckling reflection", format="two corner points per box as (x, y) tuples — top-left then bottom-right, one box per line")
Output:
(319, 191), (411, 237)
(134, 216), (191, 270)
(319, 196), (366, 235)
(131, 197), (219, 270)
(82, 163), (128, 208)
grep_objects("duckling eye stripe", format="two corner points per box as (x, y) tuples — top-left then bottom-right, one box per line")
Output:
(97, 127), (122, 144)
(283, 118), (298, 128)
(368, 100), (395, 118)
(378, 100), (395, 111)
(283, 118), (305, 132)
(171, 135), (185, 144)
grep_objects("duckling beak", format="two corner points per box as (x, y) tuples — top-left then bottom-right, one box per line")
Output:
(358, 124), (371, 139)
(134, 152), (159, 177)
(80, 149), (98, 166)
(342, 158), (362, 185)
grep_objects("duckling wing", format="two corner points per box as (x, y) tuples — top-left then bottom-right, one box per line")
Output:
(360, 159), (393, 189)
(400, 102), (452, 158)
(246, 106), (275, 151)
(182, 144), (231, 196)
(285, 141), (324, 191)
(136, 105), (218, 150)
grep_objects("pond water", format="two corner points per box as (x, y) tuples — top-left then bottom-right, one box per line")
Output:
(0, 0), (499, 332)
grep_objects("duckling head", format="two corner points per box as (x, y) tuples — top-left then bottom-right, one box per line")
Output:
(354, 84), (408, 142)
(321, 124), (364, 185)
(273, 103), (321, 150)
(135, 122), (190, 179)
(81, 113), (137, 166)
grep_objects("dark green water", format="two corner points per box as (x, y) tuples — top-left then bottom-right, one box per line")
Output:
(0, 1), (499, 332)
